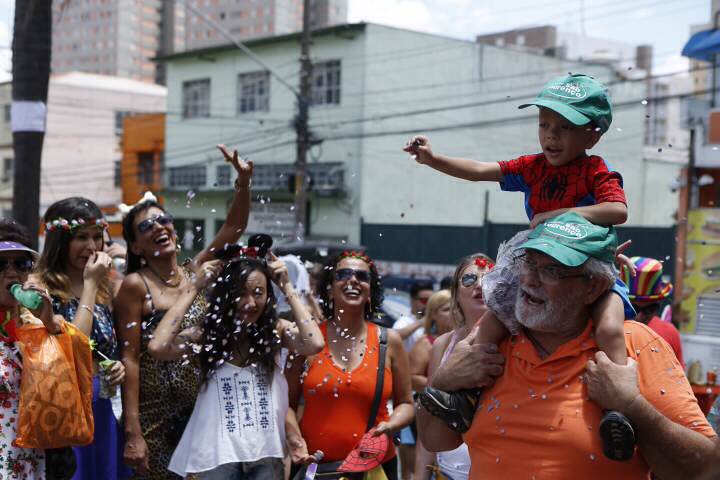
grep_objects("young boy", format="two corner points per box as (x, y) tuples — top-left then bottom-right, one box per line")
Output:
(404, 74), (637, 462)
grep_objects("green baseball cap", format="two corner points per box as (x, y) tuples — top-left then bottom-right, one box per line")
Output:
(518, 74), (613, 133)
(516, 212), (618, 267)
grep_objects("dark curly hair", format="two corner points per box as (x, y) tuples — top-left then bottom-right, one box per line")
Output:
(121, 200), (166, 274)
(199, 258), (280, 386)
(317, 253), (384, 321)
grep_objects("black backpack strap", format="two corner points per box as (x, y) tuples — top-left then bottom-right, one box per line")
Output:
(366, 326), (388, 432)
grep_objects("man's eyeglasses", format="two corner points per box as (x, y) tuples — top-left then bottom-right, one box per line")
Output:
(137, 214), (174, 234)
(460, 273), (485, 288)
(334, 268), (371, 284)
(0, 257), (34, 274)
(513, 254), (589, 285)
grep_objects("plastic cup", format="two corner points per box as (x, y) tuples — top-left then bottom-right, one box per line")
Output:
(99, 360), (118, 399)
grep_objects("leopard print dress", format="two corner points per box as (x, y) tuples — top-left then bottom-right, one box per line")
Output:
(134, 273), (208, 480)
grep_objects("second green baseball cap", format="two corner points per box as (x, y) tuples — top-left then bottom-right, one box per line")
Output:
(516, 212), (618, 267)
(519, 74), (613, 133)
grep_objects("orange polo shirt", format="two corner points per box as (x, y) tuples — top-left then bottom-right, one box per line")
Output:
(463, 320), (715, 479)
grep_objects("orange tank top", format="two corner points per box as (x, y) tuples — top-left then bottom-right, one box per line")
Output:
(300, 321), (394, 462)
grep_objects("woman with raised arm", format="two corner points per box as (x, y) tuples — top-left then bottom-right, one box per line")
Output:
(147, 245), (323, 478)
(115, 145), (253, 479)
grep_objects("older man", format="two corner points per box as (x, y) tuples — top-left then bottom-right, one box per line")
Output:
(418, 212), (718, 479)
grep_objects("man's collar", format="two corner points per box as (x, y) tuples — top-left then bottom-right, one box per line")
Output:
(511, 321), (596, 365)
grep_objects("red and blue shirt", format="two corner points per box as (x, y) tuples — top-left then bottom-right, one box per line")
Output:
(498, 153), (626, 221)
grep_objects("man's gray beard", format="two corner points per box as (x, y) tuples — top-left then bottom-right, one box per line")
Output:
(515, 288), (584, 333)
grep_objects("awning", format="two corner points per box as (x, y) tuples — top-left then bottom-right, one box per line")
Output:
(682, 29), (720, 62)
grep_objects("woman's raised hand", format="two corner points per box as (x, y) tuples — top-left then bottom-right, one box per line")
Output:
(189, 259), (222, 290)
(218, 144), (254, 188)
(267, 252), (291, 290)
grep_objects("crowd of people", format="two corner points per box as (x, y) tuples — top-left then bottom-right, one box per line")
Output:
(0, 73), (718, 480)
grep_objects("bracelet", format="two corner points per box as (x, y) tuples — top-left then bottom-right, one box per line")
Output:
(79, 304), (94, 316)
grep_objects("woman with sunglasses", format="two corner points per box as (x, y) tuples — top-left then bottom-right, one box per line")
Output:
(0, 219), (66, 479)
(34, 197), (129, 480)
(146, 246), (323, 479)
(286, 251), (414, 480)
(415, 254), (494, 480)
(114, 145), (253, 479)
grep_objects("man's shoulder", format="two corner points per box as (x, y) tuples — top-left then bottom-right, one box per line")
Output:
(623, 320), (673, 356)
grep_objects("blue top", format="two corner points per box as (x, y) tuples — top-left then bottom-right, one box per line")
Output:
(52, 297), (119, 360)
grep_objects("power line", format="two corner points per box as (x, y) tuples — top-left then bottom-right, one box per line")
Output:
(42, 83), (700, 190)
(309, 64), (705, 130)
(319, 86), (714, 143)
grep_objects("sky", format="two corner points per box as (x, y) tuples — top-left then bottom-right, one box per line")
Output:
(0, 0), (711, 81)
(347, 0), (712, 75)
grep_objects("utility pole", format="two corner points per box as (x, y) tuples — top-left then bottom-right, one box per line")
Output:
(293, 0), (313, 242)
(11, 1), (52, 248)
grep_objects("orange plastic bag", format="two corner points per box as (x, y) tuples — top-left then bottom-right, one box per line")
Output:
(14, 320), (94, 448)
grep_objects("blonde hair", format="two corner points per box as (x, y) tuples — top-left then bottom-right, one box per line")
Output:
(450, 253), (493, 326)
(423, 289), (452, 334)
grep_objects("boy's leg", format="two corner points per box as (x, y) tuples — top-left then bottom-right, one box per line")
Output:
(592, 290), (636, 461)
(592, 291), (628, 365)
(419, 311), (508, 433)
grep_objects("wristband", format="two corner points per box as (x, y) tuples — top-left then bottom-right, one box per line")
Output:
(79, 304), (94, 316)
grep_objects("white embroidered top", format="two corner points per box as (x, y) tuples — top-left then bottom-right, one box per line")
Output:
(168, 349), (289, 475)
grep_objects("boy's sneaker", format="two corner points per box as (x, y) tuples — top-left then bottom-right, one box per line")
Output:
(599, 410), (636, 461)
(418, 387), (477, 433)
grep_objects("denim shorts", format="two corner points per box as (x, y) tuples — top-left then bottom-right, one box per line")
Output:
(198, 457), (284, 480)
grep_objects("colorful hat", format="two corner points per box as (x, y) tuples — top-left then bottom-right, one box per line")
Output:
(620, 256), (673, 305)
(518, 74), (613, 133)
(338, 428), (391, 473)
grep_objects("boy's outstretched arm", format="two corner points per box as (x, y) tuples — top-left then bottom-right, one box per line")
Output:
(529, 201), (627, 229)
(404, 135), (502, 182)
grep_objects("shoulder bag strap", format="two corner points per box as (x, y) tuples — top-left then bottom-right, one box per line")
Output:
(366, 326), (388, 432)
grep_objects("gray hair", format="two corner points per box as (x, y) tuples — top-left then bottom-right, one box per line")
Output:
(582, 257), (616, 292)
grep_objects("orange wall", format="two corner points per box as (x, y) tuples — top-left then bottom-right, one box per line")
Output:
(121, 113), (165, 206)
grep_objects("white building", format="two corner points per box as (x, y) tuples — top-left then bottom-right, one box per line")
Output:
(0, 73), (167, 215)
(159, 23), (679, 266)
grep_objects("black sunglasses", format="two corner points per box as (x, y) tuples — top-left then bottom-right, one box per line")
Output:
(137, 214), (174, 234)
(0, 257), (34, 274)
(334, 268), (371, 283)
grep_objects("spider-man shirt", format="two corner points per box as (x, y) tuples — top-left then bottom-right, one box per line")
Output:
(498, 153), (626, 221)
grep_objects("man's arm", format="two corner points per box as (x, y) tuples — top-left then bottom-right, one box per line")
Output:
(529, 202), (628, 229)
(626, 394), (719, 479)
(396, 319), (423, 340)
(403, 135), (502, 182)
(417, 327), (505, 452)
(586, 352), (719, 479)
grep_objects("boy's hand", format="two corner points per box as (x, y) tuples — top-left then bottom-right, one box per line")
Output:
(403, 135), (434, 165)
(615, 240), (636, 277)
(529, 209), (569, 229)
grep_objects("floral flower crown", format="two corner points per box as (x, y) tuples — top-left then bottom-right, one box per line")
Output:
(339, 250), (374, 268)
(45, 217), (108, 233)
(475, 257), (495, 269)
